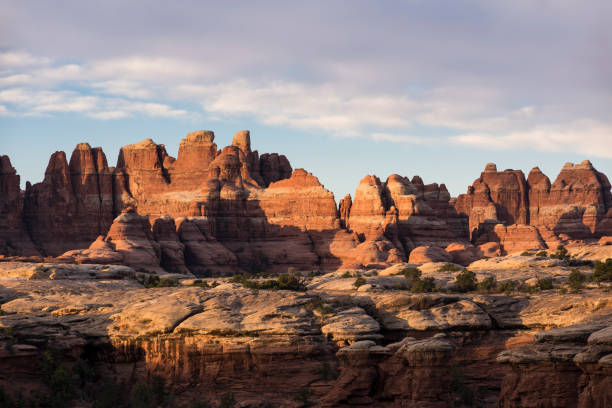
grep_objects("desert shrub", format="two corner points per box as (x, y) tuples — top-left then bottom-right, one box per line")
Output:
(537, 278), (554, 290)
(316, 362), (339, 382)
(191, 279), (210, 288)
(520, 251), (532, 256)
(232, 273), (308, 292)
(397, 267), (421, 282)
(498, 280), (516, 294)
(454, 270), (477, 292)
(138, 275), (178, 288)
(478, 276), (497, 292)
(550, 245), (570, 261)
(312, 300), (333, 315)
(558, 287), (568, 294)
(410, 277), (436, 293)
(593, 259), (612, 282)
(353, 277), (367, 288)
(568, 269), (585, 290)
(535, 250), (548, 257)
(341, 271), (352, 278)
(439, 263), (462, 272)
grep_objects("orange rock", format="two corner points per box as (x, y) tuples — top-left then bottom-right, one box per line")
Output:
(408, 245), (452, 264)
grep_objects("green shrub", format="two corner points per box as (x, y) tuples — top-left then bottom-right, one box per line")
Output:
(454, 270), (477, 292)
(537, 278), (554, 290)
(439, 263), (462, 272)
(232, 273), (308, 292)
(550, 245), (570, 261)
(520, 251), (532, 256)
(478, 276), (497, 292)
(353, 277), (367, 288)
(535, 250), (548, 257)
(498, 280), (516, 294)
(410, 277), (436, 293)
(191, 279), (210, 288)
(341, 271), (352, 278)
(139, 275), (178, 288)
(594, 259), (612, 282)
(398, 267), (421, 283)
(568, 269), (585, 290)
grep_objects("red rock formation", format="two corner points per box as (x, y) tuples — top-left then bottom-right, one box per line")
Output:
(408, 245), (453, 264)
(456, 160), (612, 250)
(0, 156), (37, 255)
(7, 131), (612, 273)
(476, 224), (546, 255)
(152, 217), (189, 274)
(455, 163), (529, 238)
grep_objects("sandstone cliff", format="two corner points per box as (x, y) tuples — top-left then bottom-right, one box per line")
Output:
(3, 131), (612, 270)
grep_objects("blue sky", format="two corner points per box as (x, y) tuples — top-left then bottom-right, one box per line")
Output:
(1, 0), (611, 199)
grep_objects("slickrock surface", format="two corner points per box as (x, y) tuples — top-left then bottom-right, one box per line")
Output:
(0, 259), (610, 406)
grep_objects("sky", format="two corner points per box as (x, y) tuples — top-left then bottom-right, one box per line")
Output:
(0, 0), (611, 200)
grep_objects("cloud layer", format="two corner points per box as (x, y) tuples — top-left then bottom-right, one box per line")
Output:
(1, 1), (611, 158)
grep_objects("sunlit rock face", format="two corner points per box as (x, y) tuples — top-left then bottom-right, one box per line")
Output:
(455, 161), (612, 254)
(3, 129), (612, 272)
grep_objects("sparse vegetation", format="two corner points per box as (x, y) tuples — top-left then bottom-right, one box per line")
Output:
(568, 269), (585, 291)
(454, 270), (477, 292)
(191, 279), (210, 288)
(230, 273), (308, 292)
(520, 251), (532, 256)
(550, 245), (570, 261)
(535, 250), (548, 257)
(439, 263), (463, 272)
(477, 276), (497, 292)
(410, 277), (436, 293)
(537, 278), (554, 290)
(137, 274), (178, 288)
(341, 271), (353, 278)
(396, 267), (421, 282)
(498, 280), (516, 294)
(353, 277), (367, 288)
(593, 259), (612, 282)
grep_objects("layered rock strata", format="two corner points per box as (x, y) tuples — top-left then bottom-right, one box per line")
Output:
(456, 161), (612, 254)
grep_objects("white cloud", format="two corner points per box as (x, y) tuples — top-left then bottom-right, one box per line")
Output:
(452, 120), (612, 159)
(1, 49), (611, 161)
(371, 133), (439, 144)
(87, 110), (130, 120)
(0, 51), (50, 68)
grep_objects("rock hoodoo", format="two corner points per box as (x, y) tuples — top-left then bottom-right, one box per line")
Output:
(2, 130), (612, 272)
